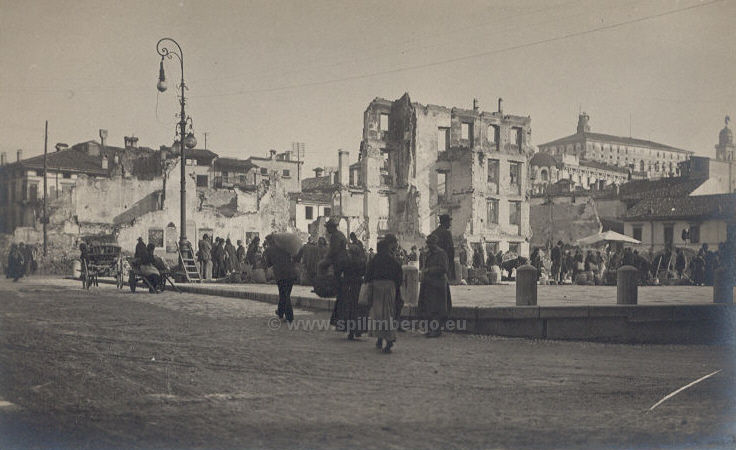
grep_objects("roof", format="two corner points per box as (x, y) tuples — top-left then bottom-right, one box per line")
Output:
(529, 152), (559, 168)
(4, 148), (108, 176)
(301, 175), (336, 192)
(183, 148), (218, 165)
(624, 193), (736, 221)
(213, 157), (255, 172)
(292, 191), (333, 204)
(578, 159), (629, 174)
(617, 176), (706, 201)
(539, 132), (692, 154)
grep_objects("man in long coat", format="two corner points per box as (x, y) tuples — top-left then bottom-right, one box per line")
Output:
(418, 234), (448, 337)
(197, 234), (212, 280)
(225, 238), (237, 274)
(429, 214), (454, 316)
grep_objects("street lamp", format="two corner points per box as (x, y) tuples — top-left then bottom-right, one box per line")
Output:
(156, 37), (196, 249)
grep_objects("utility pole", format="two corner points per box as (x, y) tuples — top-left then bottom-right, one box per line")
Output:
(203, 132), (208, 150)
(43, 120), (48, 256)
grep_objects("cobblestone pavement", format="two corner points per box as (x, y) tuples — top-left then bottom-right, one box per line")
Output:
(1, 277), (735, 448)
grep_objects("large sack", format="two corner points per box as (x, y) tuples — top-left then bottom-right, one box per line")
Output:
(271, 233), (302, 257)
(313, 273), (337, 297)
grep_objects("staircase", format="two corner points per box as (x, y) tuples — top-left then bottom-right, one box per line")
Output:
(178, 242), (202, 283)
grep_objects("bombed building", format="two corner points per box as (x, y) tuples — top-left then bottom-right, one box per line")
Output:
(357, 93), (534, 259)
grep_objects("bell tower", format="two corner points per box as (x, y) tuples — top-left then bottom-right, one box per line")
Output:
(716, 115), (735, 161)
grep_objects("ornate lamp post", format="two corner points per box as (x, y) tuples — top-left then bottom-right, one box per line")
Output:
(156, 37), (197, 248)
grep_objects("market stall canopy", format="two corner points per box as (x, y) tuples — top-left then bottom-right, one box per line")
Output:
(576, 230), (641, 246)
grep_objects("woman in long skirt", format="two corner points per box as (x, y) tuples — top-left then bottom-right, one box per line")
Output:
(364, 234), (403, 353)
(418, 234), (449, 337)
(331, 243), (367, 339)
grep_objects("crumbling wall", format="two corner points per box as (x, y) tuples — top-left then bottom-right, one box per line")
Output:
(529, 196), (601, 247)
(75, 175), (164, 224)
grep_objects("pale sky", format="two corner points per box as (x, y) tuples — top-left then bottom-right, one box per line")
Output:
(1, 0), (735, 173)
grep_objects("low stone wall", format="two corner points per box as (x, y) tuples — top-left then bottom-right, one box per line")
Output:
(174, 284), (736, 345)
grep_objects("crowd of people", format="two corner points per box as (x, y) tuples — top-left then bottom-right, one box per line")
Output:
(4, 242), (38, 282)
(533, 240), (735, 286)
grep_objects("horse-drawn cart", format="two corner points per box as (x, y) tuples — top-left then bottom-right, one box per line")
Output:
(81, 244), (124, 289)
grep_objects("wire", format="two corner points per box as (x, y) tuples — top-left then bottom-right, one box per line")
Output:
(190, 0), (725, 99)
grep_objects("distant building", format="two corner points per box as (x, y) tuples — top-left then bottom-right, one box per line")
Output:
(529, 151), (631, 194)
(715, 115), (735, 162)
(538, 113), (693, 181)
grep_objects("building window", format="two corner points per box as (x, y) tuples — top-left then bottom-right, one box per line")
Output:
(282, 169), (290, 178)
(437, 172), (447, 203)
(239, 175), (247, 185)
(689, 224), (700, 244)
(324, 207), (331, 217)
(461, 122), (473, 145)
(148, 228), (164, 248)
(512, 127), (523, 149)
(260, 167), (268, 176)
(508, 242), (521, 255)
(509, 161), (521, 194)
(488, 124), (500, 148)
(438, 127), (450, 152)
(305, 206), (313, 220)
(487, 159), (499, 194)
(29, 182), (38, 202)
(196, 175), (208, 187)
(540, 169), (548, 182)
(379, 113), (389, 133)
(486, 199), (498, 225)
(222, 171), (229, 184)
(509, 201), (521, 229)
(632, 225), (643, 241)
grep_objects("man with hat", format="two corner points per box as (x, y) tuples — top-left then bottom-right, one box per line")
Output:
(320, 217), (348, 274)
(550, 240), (563, 285)
(430, 214), (454, 318)
(134, 237), (147, 261)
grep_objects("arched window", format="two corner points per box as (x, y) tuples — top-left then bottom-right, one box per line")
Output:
(639, 160), (645, 172)
(540, 169), (548, 182)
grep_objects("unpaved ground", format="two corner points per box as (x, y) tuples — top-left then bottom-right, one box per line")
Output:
(0, 277), (734, 449)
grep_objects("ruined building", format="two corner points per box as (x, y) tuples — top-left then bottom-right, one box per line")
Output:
(358, 93), (534, 258)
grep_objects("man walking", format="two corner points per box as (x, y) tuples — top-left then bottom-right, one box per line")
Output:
(430, 214), (454, 316)
(551, 240), (563, 284)
(418, 234), (449, 337)
(263, 234), (298, 322)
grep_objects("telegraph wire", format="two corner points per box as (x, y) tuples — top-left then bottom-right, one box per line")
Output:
(190, 0), (725, 99)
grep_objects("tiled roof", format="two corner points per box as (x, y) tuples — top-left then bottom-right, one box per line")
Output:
(213, 157), (254, 172)
(7, 148), (107, 176)
(183, 148), (218, 165)
(539, 132), (692, 154)
(294, 192), (332, 204)
(617, 176), (706, 201)
(579, 159), (628, 174)
(624, 193), (736, 221)
(301, 175), (336, 192)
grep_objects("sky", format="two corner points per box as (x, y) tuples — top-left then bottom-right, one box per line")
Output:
(1, 0), (735, 173)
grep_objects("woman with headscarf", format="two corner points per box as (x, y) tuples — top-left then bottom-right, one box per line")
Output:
(364, 234), (402, 353)
(418, 234), (449, 337)
(330, 242), (367, 339)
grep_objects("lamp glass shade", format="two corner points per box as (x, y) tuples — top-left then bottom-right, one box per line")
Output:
(157, 80), (168, 93)
(184, 133), (197, 149)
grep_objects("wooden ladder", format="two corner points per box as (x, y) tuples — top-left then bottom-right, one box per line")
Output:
(178, 242), (202, 283)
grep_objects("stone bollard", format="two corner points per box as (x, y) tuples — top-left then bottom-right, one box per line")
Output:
(516, 264), (538, 306)
(401, 264), (420, 306)
(713, 267), (734, 304)
(617, 265), (638, 305)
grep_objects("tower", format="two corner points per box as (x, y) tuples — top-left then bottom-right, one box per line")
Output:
(576, 112), (591, 134)
(716, 116), (735, 161)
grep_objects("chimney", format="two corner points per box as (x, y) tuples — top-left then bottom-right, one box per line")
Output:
(17, 149), (23, 162)
(99, 129), (108, 147)
(269, 149), (277, 159)
(338, 150), (349, 186)
(314, 167), (324, 178)
(498, 98), (503, 114)
(473, 98), (479, 112)
(0, 152), (6, 166)
(55, 143), (68, 153)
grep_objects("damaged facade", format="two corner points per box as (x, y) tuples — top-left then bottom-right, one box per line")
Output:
(0, 133), (297, 267)
(357, 94), (534, 258)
